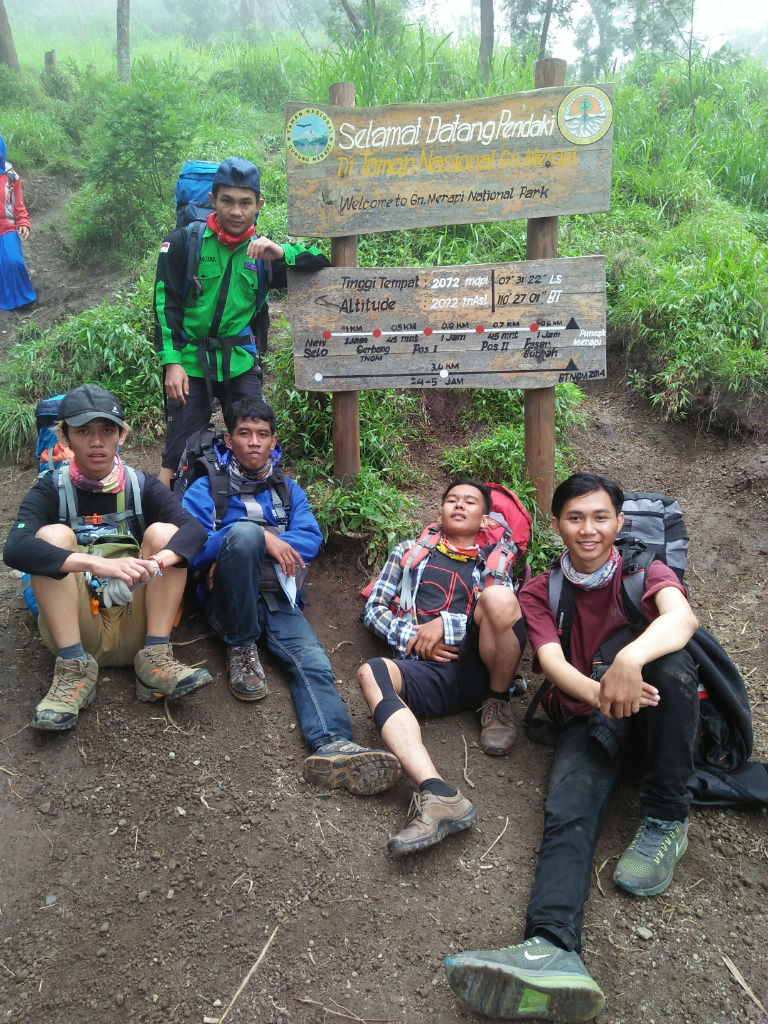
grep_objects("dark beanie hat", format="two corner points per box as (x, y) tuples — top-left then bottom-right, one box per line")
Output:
(212, 157), (261, 194)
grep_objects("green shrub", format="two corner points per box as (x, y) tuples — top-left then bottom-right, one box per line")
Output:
(0, 273), (161, 455)
(0, 107), (71, 166)
(0, 64), (34, 106)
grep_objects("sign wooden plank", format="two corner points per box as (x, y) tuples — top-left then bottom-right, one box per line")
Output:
(288, 256), (605, 391)
(285, 85), (613, 237)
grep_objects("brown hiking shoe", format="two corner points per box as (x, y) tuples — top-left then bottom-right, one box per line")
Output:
(303, 740), (402, 796)
(227, 644), (268, 701)
(31, 655), (98, 731)
(387, 789), (477, 858)
(480, 697), (517, 756)
(134, 644), (212, 703)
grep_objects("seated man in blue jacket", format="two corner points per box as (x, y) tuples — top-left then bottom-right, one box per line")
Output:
(182, 396), (401, 795)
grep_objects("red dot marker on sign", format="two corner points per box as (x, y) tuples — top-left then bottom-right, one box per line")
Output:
(322, 330), (331, 340)
(476, 325), (484, 333)
(424, 327), (433, 337)
(530, 323), (539, 332)
(372, 329), (382, 338)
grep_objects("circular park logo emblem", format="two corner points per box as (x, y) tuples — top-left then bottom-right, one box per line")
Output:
(557, 87), (613, 145)
(286, 107), (336, 164)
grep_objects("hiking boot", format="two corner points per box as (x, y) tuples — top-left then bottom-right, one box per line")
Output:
(227, 644), (268, 701)
(303, 740), (402, 796)
(613, 816), (689, 896)
(388, 789), (477, 857)
(134, 644), (213, 703)
(31, 655), (98, 731)
(480, 697), (517, 756)
(444, 936), (605, 1022)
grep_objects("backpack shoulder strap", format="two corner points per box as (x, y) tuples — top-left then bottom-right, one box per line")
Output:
(184, 221), (205, 301)
(399, 525), (441, 614)
(618, 546), (655, 625)
(479, 531), (518, 589)
(270, 479), (292, 528)
(547, 564), (576, 663)
(56, 463), (79, 527)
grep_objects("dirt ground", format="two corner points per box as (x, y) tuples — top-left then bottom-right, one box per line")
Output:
(0, 225), (766, 1024)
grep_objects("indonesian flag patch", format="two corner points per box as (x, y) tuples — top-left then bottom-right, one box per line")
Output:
(160, 241), (170, 253)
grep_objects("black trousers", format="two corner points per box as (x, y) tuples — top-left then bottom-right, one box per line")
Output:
(524, 648), (699, 953)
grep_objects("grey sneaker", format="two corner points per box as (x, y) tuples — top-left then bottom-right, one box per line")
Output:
(614, 816), (688, 896)
(444, 936), (605, 1021)
(31, 655), (98, 731)
(227, 644), (268, 701)
(303, 740), (402, 796)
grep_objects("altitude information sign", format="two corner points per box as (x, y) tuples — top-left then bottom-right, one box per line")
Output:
(288, 256), (606, 391)
(285, 85), (613, 237)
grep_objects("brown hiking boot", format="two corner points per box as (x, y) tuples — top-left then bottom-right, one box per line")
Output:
(303, 740), (402, 796)
(387, 789), (477, 857)
(480, 697), (517, 756)
(31, 655), (98, 731)
(227, 644), (268, 701)
(134, 644), (212, 703)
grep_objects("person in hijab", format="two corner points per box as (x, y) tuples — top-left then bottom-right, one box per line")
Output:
(0, 135), (36, 311)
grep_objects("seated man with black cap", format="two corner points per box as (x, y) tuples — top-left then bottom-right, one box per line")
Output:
(154, 156), (330, 487)
(3, 384), (212, 731)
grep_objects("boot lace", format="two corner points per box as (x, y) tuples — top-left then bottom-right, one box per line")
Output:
(50, 661), (90, 706)
(404, 791), (432, 825)
(481, 697), (515, 725)
(230, 645), (264, 682)
(629, 818), (680, 860)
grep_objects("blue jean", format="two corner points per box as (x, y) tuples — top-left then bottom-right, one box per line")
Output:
(205, 520), (353, 751)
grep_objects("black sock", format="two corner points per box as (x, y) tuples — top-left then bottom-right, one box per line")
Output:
(144, 635), (170, 648)
(58, 641), (87, 662)
(488, 688), (511, 701)
(420, 778), (457, 798)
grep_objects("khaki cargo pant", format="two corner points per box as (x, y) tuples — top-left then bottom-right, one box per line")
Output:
(38, 573), (147, 667)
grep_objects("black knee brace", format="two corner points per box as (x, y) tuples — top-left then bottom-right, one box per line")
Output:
(368, 658), (407, 733)
(513, 617), (527, 652)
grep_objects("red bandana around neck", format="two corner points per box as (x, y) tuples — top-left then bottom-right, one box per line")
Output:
(206, 212), (256, 250)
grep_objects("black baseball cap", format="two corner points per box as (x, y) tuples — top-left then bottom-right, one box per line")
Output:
(213, 157), (261, 195)
(59, 385), (125, 428)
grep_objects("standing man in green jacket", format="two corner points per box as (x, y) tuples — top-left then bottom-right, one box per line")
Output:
(154, 157), (329, 486)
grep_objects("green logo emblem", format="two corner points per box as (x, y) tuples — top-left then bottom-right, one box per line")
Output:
(287, 108), (335, 165)
(17, 522), (25, 528)
(557, 87), (613, 145)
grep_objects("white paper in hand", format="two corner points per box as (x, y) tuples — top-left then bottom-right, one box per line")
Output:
(275, 565), (298, 607)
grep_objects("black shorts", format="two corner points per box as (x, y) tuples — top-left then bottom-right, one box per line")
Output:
(161, 365), (264, 470)
(397, 615), (489, 720)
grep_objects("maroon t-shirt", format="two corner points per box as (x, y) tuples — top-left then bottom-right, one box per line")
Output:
(519, 560), (688, 716)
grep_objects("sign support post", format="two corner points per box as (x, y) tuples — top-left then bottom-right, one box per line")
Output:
(329, 81), (361, 486)
(524, 57), (567, 516)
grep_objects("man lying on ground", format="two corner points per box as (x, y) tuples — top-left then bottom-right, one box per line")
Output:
(358, 479), (526, 857)
(154, 156), (329, 487)
(3, 385), (212, 732)
(181, 396), (402, 795)
(445, 472), (699, 1022)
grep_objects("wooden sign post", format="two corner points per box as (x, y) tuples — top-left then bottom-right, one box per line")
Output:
(286, 62), (614, 504)
(525, 58), (566, 515)
(329, 82), (361, 485)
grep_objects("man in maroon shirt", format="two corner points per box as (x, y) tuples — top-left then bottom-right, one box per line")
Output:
(445, 472), (700, 1022)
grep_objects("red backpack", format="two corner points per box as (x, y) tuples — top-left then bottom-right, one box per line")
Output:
(361, 483), (532, 618)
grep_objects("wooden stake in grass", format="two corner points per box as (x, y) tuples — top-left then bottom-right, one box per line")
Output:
(216, 924), (279, 1024)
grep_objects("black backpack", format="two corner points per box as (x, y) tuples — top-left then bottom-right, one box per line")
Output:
(524, 539), (768, 808)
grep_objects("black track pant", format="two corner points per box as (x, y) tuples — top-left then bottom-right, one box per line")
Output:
(524, 648), (699, 953)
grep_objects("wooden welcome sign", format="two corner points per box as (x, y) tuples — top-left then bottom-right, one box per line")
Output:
(288, 256), (606, 390)
(286, 85), (613, 237)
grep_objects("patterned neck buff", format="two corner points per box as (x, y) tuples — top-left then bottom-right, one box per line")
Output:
(227, 451), (274, 493)
(436, 534), (480, 562)
(68, 454), (126, 494)
(206, 212), (256, 250)
(560, 545), (620, 589)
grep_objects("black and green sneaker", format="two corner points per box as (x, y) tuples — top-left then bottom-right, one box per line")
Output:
(444, 936), (605, 1021)
(613, 816), (688, 896)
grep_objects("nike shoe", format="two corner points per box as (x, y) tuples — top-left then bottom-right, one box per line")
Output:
(444, 936), (605, 1021)
(614, 816), (688, 896)
(303, 740), (402, 796)
(31, 655), (98, 731)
